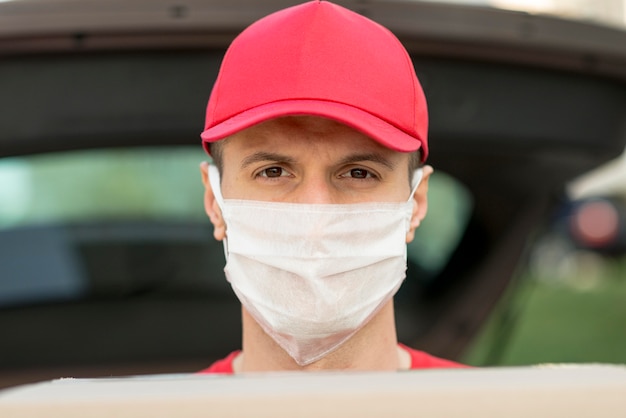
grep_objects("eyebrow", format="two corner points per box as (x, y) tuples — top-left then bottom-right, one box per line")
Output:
(337, 153), (395, 170)
(240, 152), (296, 169)
(239, 151), (395, 171)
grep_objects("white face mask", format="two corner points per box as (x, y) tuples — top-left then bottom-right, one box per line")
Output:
(208, 165), (423, 366)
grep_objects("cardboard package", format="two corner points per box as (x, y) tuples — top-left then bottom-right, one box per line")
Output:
(1, 365), (625, 417)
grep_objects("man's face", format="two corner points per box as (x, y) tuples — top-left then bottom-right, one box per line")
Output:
(202, 115), (431, 243)
(219, 116), (413, 204)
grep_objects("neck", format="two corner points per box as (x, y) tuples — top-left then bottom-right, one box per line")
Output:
(236, 300), (404, 373)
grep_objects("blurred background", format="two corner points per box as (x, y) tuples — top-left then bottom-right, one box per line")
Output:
(0, 0), (625, 388)
(463, 147), (626, 366)
(449, 0), (626, 368)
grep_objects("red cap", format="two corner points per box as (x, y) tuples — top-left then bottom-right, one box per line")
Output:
(201, 0), (428, 161)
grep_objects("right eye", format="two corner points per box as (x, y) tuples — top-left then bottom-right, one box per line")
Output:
(258, 167), (287, 178)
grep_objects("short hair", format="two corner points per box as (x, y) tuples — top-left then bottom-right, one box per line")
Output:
(208, 140), (226, 176)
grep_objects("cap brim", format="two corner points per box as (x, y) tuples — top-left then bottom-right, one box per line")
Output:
(201, 99), (424, 156)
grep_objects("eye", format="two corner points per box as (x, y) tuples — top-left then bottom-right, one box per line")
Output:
(349, 168), (370, 179)
(341, 168), (376, 179)
(258, 167), (288, 178)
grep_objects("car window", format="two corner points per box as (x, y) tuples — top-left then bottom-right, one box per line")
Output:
(0, 147), (207, 228)
(0, 147), (474, 308)
(408, 171), (472, 282)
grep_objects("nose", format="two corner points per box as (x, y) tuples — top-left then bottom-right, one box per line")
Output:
(292, 174), (335, 204)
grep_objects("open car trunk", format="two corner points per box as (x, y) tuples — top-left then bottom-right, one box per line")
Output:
(1, 0), (625, 388)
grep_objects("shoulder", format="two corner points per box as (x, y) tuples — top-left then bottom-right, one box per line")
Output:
(400, 344), (470, 369)
(196, 350), (240, 375)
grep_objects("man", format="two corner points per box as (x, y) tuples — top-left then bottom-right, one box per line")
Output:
(198, 0), (465, 373)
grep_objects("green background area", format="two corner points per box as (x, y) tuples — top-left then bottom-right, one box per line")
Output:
(464, 256), (626, 366)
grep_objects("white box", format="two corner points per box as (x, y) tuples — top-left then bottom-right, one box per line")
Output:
(1, 365), (625, 417)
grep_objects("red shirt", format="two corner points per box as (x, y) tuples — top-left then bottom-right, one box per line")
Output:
(197, 344), (467, 374)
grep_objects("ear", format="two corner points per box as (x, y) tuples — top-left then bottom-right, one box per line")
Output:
(406, 165), (433, 243)
(200, 162), (226, 241)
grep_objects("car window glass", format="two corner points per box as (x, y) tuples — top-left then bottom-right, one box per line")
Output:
(408, 171), (473, 279)
(0, 147), (208, 228)
(0, 147), (473, 304)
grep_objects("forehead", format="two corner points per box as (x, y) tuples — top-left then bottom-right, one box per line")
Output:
(219, 116), (404, 161)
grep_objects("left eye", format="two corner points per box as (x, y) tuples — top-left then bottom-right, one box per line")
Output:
(346, 168), (371, 179)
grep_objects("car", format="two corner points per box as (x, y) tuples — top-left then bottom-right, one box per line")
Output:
(1, 0), (625, 389)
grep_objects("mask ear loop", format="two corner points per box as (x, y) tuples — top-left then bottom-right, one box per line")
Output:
(207, 164), (229, 259)
(408, 168), (424, 201)
(208, 164), (225, 208)
(403, 168), (424, 231)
